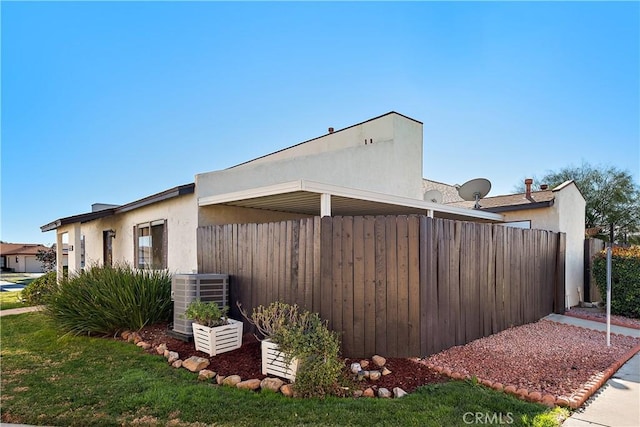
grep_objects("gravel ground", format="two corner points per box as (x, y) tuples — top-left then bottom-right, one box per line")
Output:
(565, 307), (640, 329)
(421, 319), (639, 398)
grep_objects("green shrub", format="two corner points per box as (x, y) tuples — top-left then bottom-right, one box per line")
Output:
(183, 299), (229, 327)
(593, 246), (640, 318)
(273, 310), (343, 398)
(46, 264), (172, 335)
(21, 271), (57, 305)
(242, 301), (343, 398)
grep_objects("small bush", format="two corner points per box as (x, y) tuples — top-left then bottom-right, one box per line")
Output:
(593, 246), (640, 318)
(46, 264), (172, 335)
(21, 271), (57, 305)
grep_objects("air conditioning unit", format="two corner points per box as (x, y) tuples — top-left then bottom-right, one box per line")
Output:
(171, 273), (229, 340)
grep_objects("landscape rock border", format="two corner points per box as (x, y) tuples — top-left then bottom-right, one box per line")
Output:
(119, 330), (409, 399)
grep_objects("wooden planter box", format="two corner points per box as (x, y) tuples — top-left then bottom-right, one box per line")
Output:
(192, 319), (243, 357)
(261, 339), (299, 382)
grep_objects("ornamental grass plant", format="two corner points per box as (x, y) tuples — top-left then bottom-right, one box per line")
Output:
(46, 263), (172, 335)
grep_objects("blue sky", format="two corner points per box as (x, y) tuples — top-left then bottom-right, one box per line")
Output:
(2, 1), (638, 245)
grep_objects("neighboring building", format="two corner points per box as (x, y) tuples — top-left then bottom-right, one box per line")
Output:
(41, 111), (585, 309)
(0, 243), (50, 273)
(447, 179), (586, 308)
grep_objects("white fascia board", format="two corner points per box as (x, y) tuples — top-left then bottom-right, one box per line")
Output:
(199, 179), (503, 221)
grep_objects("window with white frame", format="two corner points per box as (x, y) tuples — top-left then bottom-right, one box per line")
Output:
(134, 220), (167, 269)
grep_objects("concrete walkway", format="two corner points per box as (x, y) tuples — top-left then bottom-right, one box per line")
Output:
(546, 314), (640, 427)
(0, 305), (44, 317)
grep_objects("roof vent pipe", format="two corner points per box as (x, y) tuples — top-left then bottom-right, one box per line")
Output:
(540, 184), (548, 190)
(525, 178), (533, 198)
(328, 127), (334, 134)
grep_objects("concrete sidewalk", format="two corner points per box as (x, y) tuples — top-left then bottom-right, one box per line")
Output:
(547, 314), (640, 427)
(0, 305), (44, 317)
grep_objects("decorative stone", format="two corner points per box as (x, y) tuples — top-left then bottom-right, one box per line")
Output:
(504, 385), (517, 394)
(156, 343), (167, 355)
(542, 394), (556, 407)
(556, 397), (570, 407)
(136, 341), (151, 350)
(381, 367), (392, 376)
(182, 356), (210, 372)
(362, 387), (375, 397)
(492, 382), (504, 391)
(372, 355), (386, 367)
(222, 375), (242, 387)
(198, 370), (216, 381)
(237, 379), (261, 390)
(357, 371), (367, 381)
(516, 388), (529, 399)
(171, 360), (182, 369)
(167, 351), (180, 364)
(528, 391), (542, 402)
(369, 370), (381, 381)
(360, 360), (370, 369)
(216, 375), (226, 385)
(164, 349), (170, 358)
(378, 387), (392, 398)
(121, 331), (131, 340)
(393, 387), (408, 398)
(260, 377), (284, 392)
(280, 384), (294, 397)
(133, 333), (143, 344)
(353, 390), (363, 398)
(350, 362), (362, 374)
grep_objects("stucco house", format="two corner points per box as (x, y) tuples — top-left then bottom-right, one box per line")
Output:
(41, 111), (585, 308)
(0, 243), (49, 273)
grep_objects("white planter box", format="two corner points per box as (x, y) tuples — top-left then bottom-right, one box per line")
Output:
(261, 339), (299, 382)
(192, 319), (243, 356)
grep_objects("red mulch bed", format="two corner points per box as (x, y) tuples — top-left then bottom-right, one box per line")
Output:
(136, 323), (447, 393)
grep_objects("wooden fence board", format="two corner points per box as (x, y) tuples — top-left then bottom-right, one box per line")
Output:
(352, 216), (366, 358)
(363, 217), (377, 356)
(407, 216), (421, 356)
(396, 216), (410, 357)
(374, 216), (388, 356)
(342, 216), (355, 358)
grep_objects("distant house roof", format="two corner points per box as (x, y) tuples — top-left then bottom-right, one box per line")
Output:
(422, 179), (465, 203)
(41, 183), (195, 232)
(447, 189), (555, 212)
(1, 243), (49, 256)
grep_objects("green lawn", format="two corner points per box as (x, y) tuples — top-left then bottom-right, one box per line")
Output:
(1, 313), (568, 427)
(0, 290), (29, 310)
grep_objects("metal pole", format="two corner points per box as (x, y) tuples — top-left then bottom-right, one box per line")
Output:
(606, 244), (612, 347)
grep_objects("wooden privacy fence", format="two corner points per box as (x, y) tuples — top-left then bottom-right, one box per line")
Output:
(198, 216), (566, 358)
(584, 238), (605, 303)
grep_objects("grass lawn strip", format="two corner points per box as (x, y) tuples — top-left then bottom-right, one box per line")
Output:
(0, 290), (29, 310)
(0, 313), (566, 427)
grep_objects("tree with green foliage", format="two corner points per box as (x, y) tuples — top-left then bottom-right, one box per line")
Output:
(518, 162), (640, 244)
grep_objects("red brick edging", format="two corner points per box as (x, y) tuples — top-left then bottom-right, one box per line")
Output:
(424, 328), (640, 409)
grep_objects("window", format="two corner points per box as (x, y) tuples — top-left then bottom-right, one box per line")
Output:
(134, 220), (167, 269)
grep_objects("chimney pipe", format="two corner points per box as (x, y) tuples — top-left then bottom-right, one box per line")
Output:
(525, 178), (533, 198)
(540, 184), (548, 190)
(328, 127), (334, 134)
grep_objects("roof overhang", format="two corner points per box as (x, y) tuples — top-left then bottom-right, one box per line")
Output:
(199, 179), (504, 222)
(41, 183), (195, 232)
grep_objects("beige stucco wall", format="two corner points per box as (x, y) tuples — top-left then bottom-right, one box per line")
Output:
(57, 193), (198, 275)
(501, 183), (585, 308)
(199, 204), (312, 227)
(196, 113), (425, 201)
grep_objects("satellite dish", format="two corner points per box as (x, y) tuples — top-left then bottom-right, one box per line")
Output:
(424, 190), (443, 204)
(457, 178), (491, 209)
